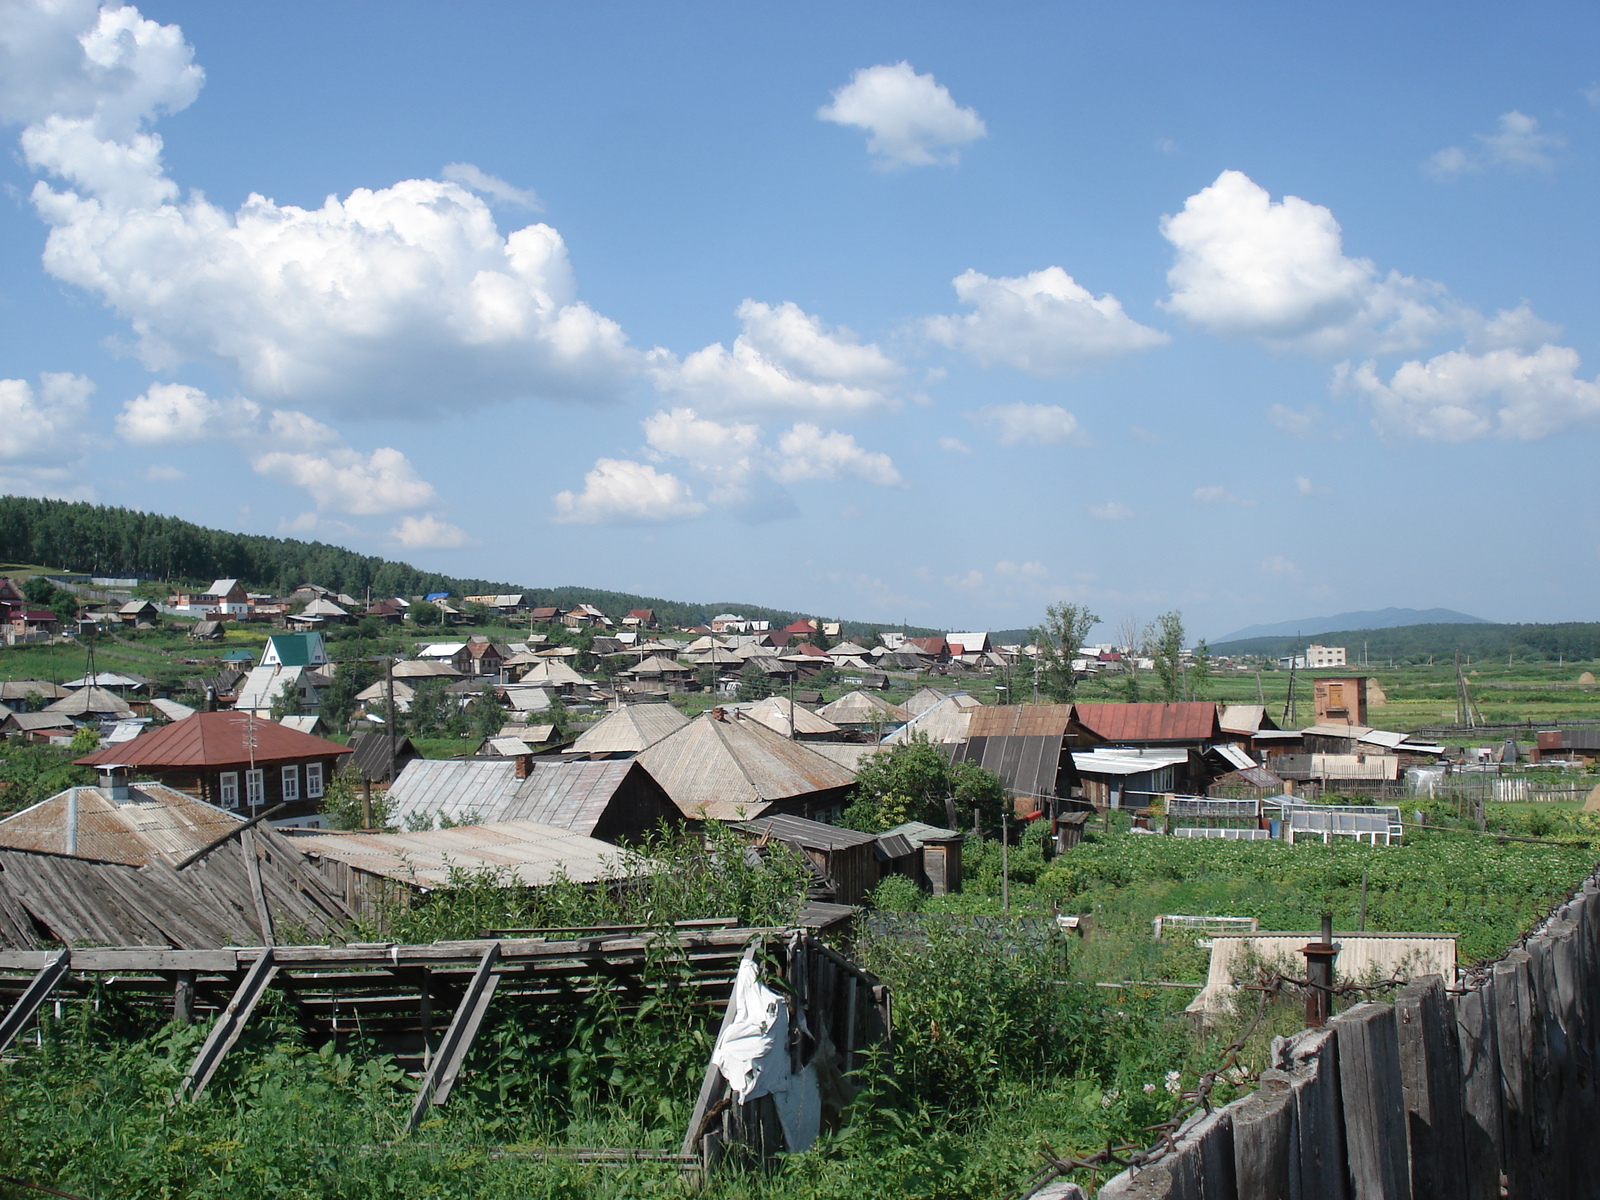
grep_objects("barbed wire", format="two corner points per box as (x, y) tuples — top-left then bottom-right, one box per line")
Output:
(1009, 968), (1414, 1199)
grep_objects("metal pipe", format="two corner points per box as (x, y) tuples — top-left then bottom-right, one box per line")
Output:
(65, 788), (77, 856)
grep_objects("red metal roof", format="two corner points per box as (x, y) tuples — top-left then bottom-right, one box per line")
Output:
(76, 710), (353, 769)
(1071, 702), (1220, 744)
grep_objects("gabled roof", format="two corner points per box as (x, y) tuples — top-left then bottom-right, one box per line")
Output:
(207, 579), (242, 596)
(815, 690), (911, 726)
(743, 695), (840, 738)
(883, 694), (974, 745)
(0, 680), (68, 702)
(76, 711), (352, 769)
(1219, 704), (1279, 735)
(966, 704), (1076, 738)
(903, 686), (950, 716)
(342, 732), (423, 781)
(572, 704), (689, 754)
(1072, 702), (1221, 743)
(263, 632), (326, 667)
(518, 660), (590, 687)
(636, 711), (857, 821)
(736, 813), (876, 851)
(1071, 748), (1191, 777)
(300, 598), (348, 617)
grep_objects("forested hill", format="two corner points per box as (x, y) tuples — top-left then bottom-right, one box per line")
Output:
(0, 496), (935, 635)
(1212, 621), (1600, 664)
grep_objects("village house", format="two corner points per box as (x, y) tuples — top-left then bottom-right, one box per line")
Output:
(76, 710), (352, 825)
(171, 578), (251, 618)
(464, 593), (527, 615)
(0, 767), (243, 864)
(622, 608), (658, 629)
(570, 703), (691, 757)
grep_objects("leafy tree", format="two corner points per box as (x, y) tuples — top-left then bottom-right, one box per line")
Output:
(320, 771), (392, 830)
(1188, 638), (1212, 701)
(1034, 602), (1101, 702)
(406, 677), (454, 737)
(842, 735), (1006, 834)
(21, 576), (55, 606)
(409, 599), (440, 626)
(471, 683), (504, 742)
(321, 660), (378, 732)
(1150, 610), (1186, 701)
(50, 589), (80, 628)
(734, 661), (772, 702)
(696, 664), (716, 691)
(68, 725), (100, 754)
(268, 678), (302, 720)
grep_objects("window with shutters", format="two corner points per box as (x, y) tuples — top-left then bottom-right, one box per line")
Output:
(281, 765), (300, 801)
(306, 761), (325, 799)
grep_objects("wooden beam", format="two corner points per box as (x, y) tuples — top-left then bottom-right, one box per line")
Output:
(173, 803), (286, 870)
(177, 948), (277, 1100)
(407, 943), (502, 1132)
(0, 948), (70, 1053)
(240, 827), (275, 946)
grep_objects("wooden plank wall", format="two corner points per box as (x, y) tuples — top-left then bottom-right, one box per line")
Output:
(1090, 874), (1600, 1200)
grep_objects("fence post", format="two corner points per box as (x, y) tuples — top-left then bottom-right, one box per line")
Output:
(1271, 1026), (1349, 1200)
(1394, 976), (1466, 1198)
(1526, 927), (1574, 1198)
(1453, 975), (1504, 1200)
(1329, 1002), (1410, 1200)
(1491, 949), (1533, 1197)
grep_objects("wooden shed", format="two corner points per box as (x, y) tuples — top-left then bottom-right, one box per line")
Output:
(880, 821), (964, 895)
(736, 814), (879, 906)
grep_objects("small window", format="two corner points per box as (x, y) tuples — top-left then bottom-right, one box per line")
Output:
(219, 771), (240, 808)
(245, 768), (265, 807)
(281, 765), (300, 802)
(305, 761), (325, 799)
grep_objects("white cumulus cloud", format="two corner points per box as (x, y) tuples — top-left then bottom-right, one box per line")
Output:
(925, 267), (1168, 373)
(390, 514), (471, 549)
(1426, 111), (1563, 178)
(1193, 485), (1254, 506)
(551, 458), (706, 525)
(817, 61), (985, 168)
(1345, 344), (1600, 441)
(773, 424), (902, 487)
(252, 446), (437, 516)
(116, 382), (261, 444)
(1161, 169), (1453, 355)
(650, 299), (901, 418)
(972, 402), (1081, 446)
(7, 2), (637, 418)
(0, 371), (95, 468)
(643, 407), (763, 506)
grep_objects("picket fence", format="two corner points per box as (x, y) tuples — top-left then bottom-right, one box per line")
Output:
(1042, 868), (1600, 1200)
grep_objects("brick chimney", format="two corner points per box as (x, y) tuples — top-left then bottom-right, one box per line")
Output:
(514, 753), (532, 779)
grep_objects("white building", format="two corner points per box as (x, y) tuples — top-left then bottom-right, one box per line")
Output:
(1306, 644), (1347, 668)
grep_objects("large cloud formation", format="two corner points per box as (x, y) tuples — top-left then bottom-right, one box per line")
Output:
(1161, 170), (1453, 355)
(5, 1), (637, 417)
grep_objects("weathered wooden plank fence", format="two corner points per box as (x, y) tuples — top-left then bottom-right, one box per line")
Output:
(1087, 870), (1600, 1199)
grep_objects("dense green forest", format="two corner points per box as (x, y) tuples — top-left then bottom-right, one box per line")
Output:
(1213, 620), (1600, 664)
(0, 496), (935, 636)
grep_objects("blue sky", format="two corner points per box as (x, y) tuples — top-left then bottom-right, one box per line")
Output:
(0, 2), (1596, 640)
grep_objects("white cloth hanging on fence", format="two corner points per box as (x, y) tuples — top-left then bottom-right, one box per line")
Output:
(708, 957), (822, 1151)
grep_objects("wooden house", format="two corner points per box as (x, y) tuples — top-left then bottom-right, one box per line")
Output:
(736, 814), (879, 906)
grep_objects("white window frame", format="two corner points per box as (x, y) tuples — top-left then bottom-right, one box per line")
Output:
(245, 768), (265, 808)
(281, 764), (300, 802)
(219, 771), (240, 808)
(305, 761), (325, 799)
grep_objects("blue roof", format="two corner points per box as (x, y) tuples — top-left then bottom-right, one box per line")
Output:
(425, 592), (450, 601)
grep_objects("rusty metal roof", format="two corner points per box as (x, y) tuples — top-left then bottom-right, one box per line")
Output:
(0, 782), (242, 865)
(814, 691), (910, 726)
(1071, 702), (1221, 744)
(636, 711), (857, 821)
(294, 819), (644, 889)
(743, 696), (840, 738)
(965, 704), (1076, 738)
(77, 711), (352, 769)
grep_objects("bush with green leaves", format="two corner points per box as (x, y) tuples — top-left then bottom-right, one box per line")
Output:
(841, 735), (1006, 834)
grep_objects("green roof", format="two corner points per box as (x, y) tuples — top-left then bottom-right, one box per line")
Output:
(266, 633), (319, 667)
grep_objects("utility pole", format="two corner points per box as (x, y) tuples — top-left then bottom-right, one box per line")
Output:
(1000, 811), (1010, 914)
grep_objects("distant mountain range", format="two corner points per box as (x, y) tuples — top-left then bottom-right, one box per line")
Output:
(1215, 608), (1490, 645)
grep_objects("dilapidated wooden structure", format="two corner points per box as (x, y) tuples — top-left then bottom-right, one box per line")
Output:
(0, 924), (888, 1175)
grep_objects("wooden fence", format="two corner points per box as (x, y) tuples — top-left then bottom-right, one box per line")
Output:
(1054, 872), (1600, 1200)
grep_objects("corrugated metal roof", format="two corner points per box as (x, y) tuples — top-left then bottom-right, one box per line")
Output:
(882, 820), (962, 845)
(636, 711), (857, 821)
(507, 760), (659, 835)
(572, 704), (690, 754)
(0, 782), (242, 864)
(953, 734), (1073, 799)
(1210, 743), (1256, 770)
(1072, 702), (1221, 743)
(965, 704), (1075, 738)
(903, 687), (950, 716)
(297, 819), (642, 888)
(1072, 748), (1191, 777)
(737, 814), (876, 850)
(804, 742), (877, 773)
(385, 759), (519, 826)
(1301, 722), (1375, 739)
(78, 711), (352, 769)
